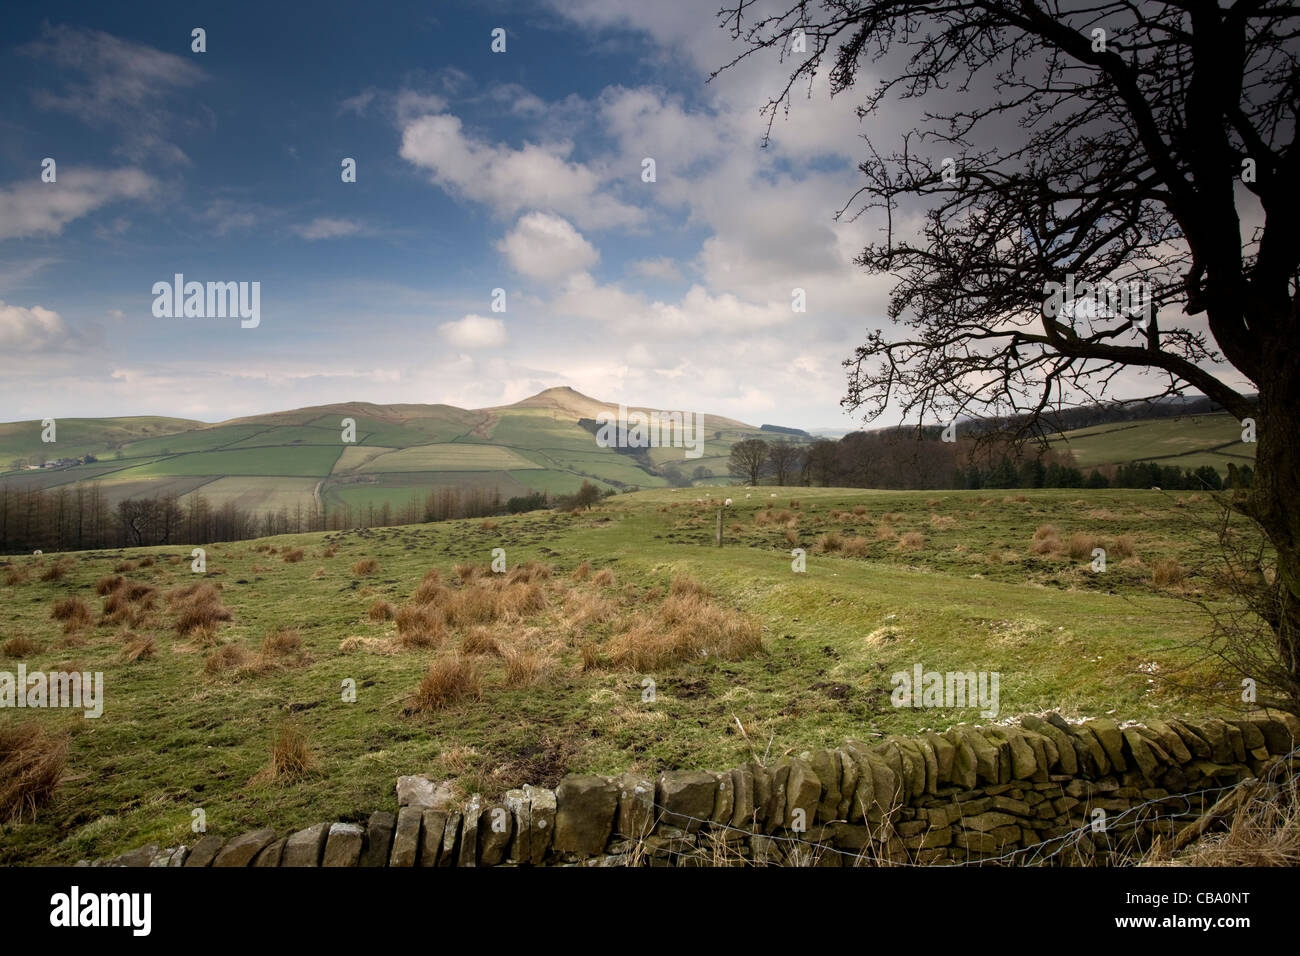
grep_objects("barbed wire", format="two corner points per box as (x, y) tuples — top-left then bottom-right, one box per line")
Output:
(629, 746), (1300, 867)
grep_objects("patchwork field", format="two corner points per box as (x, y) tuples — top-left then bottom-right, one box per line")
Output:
(0, 485), (1250, 864)
(1049, 412), (1256, 473)
(0, 388), (770, 517)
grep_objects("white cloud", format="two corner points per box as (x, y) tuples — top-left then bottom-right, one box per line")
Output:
(22, 25), (208, 164)
(0, 167), (155, 241)
(496, 212), (599, 280)
(0, 300), (71, 352)
(630, 256), (683, 282)
(292, 217), (369, 241)
(438, 314), (508, 348)
(399, 113), (642, 230)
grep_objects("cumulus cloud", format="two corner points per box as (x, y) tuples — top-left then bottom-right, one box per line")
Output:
(630, 256), (683, 282)
(0, 167), (155, 241)
(399, 113), (642, 230)
(439, 314), (508, 348)
(496, 212), (599, 280)
(0, 300), (72, 352)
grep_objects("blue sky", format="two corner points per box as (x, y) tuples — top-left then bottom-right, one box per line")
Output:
(0, 0), (913, 431)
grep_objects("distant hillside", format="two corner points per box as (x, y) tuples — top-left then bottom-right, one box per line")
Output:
(0, 387), (779, 517)
(1047, 411), (1256, 474)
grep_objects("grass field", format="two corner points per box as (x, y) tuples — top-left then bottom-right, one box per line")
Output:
(1050, 413), (1256, 472)
(0, 485), (1250, 864)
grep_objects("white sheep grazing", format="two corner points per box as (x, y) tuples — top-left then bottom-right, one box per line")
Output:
(724, 498), (733, 506)
(770, 493), (776, 498)
(745, 493), (751, 499)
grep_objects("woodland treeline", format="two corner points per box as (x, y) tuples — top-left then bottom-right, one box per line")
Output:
(0, 482), (503, 555)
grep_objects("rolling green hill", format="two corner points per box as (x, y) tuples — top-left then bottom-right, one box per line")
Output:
(1048, 411), (1255, 475)
(0, 388), (775, 516)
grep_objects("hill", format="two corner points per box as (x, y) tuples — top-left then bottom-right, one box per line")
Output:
(0, 388), (777, 518)
(1048, 411), (1256, 475)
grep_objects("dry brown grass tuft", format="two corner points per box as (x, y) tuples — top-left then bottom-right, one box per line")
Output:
(503, 647), (550, 687)
(95, 574), (125, 595)
(0, 722), (67, 823)
(580, 642), (602, 671)
(1152, 558), (1188, 587)
(39, 559), (72, 582)
(4, 565), (31, 586)
(454, 562), (483, 583)
(669, 574), (710, 599)
(322, 544), (338, 558)
(591, 568), (615, 588)
(852, 505), (867, 517)
(368, 598), (396, 621)
(282, 547), (305, 563)
(1111, 534), (1137, 559)
(929, 514), (957, 530)
(461, 626), (503, 657)
(51, 597), (92, 633)
(2, 636), (39, 658)
(261, 628), (302, 657)
(607, 591), (762, 671)
(841, 536), (870, 557)
(203, 644), (252, 675)
(815, 531), (843, 553)
(481, 519), (499, 530)
(394, 604), (447, 649)
(1067, 532), (1102, 561)
(261, 723), (315, 782)
(138, 555), (156, 568)
(897, 531), (925, 550)
(875, 523), (896, 541)
(412, 576), (451, 606)
(120, 633), (156, 662)
(409, 654), (481, 712)
(784, 527), (800, 546)
(113, 560), (137, 573)
(571, 561), (591, 582)
(169, 583), (232, 636)
(352, 557), (379, 576)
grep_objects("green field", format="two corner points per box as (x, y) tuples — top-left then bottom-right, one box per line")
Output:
(0, 389), (778, 517)
(0, 485), (1256, 864)
(1050, 412), (1255, 474)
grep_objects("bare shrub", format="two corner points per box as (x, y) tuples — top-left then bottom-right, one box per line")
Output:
(352, 558), (379, 576)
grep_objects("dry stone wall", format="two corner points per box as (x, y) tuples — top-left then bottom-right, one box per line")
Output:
(86, 711), (1300, 867)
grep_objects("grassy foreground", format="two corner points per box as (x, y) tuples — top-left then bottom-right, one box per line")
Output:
(0, 486), (1242, 864)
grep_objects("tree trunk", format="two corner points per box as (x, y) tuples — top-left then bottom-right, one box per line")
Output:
(1241, 343), (1300, 713)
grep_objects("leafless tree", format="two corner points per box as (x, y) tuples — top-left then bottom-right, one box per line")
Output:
(717, 0), (1299, 711)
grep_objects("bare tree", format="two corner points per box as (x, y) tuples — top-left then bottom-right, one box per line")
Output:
(730, 438), (771, 485)
(717, 0), (1299, 712)
(767, 439), (802, 485)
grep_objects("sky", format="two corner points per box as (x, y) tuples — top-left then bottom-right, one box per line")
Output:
(0, 1), (1253, 434)
(0, 0), (897, 432)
